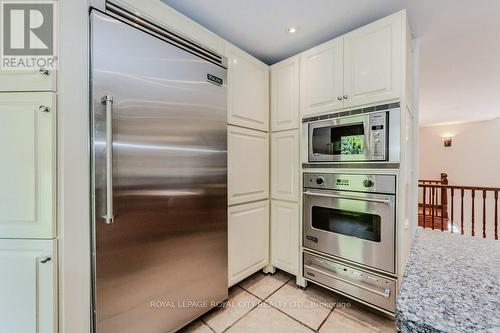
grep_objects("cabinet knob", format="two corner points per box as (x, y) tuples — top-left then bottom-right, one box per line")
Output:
(343, 95), (348, 100)
(39, 68), (49, 75)
(39, 105), (50, 112)
(337, 96), (342, 101)
(40, 256), (52, 264)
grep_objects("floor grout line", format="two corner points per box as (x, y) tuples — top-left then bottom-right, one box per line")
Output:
(316, 307), (334, 332)
(219, 297), (263, 333)
(200, 318), (217, 333)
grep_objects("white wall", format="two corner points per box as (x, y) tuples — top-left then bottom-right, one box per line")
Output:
(419, 118), (500, 239)
(419, 117), (500, 187)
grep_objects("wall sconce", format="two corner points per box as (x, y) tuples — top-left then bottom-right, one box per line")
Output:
(442, 136), (453, 147)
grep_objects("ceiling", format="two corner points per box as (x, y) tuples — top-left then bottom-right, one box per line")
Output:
(161, 0), (500, 125)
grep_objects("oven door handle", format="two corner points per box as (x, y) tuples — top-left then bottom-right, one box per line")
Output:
(304, 264), (391, 299)
(303, 191), (391, 205)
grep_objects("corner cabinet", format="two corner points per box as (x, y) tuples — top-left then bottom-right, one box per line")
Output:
(271, 130), (299, 202)
(271, 57), (299, 131)
(228, 126), (269, 205)
(0, 93), (56, 238)
(228, 200), (269, 286)
(300, 38), (343, 117)
(0, 239), (57, 333)
(270, 201), (299, 275)
(343, 11), (402, 108)
(226, 44), (269, 132)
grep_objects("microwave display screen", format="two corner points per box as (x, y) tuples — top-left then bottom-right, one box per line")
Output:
(312, 123), (365, 156)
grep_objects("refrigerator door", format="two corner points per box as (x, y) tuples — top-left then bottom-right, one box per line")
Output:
(90, 10), (227, 333)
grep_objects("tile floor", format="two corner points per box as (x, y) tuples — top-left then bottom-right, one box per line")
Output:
(178, 270), (396, 333)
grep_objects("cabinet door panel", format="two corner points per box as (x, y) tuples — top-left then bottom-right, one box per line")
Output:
(227, 44), (269, 131)
(271, 130), (299, 202)
(0, 239), (57, 333)
(0, 69), (56, 92)
(271, 200), (299, 275)
(300, 38), (343, 116)
(228, 200), (269, 286)
(271, 57), (299, 131)
(228, 126), (269, 205)
(0, 93), (56, 238)
(343, 12), (402, 107)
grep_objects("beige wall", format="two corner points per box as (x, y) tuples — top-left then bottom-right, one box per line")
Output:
(419, 117), (500, 187)
(419, 118), (500, 239)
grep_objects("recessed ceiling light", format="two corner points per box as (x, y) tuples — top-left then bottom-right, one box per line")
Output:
(287, 27), (298, 34)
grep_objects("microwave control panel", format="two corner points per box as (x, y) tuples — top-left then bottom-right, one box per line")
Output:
(369, 112), (387, 159)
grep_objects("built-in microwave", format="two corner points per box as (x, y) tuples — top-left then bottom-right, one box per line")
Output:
(303, 103), (400, 163)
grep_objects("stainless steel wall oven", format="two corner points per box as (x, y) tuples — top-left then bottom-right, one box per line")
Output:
(302, 173), (397, 313)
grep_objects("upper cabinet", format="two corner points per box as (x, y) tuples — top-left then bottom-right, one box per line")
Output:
(299, 11), (405, 117)
(343, 12), (402, 108)
(300, 38), (344, 117)
(0, 93), (56, 239)
(226, 44), (270, 132)
(271, 56), (299, 131)
(0, 69), (56, 92)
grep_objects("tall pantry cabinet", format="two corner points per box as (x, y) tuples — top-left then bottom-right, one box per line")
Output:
(269, 56), (300, 276)
(0, 70), (58, 332)
(226, 43), (271, 286)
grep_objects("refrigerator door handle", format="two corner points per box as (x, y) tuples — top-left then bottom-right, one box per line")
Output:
(101, 94), (114, 224)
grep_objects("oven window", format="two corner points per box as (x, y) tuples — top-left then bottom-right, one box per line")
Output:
(312, 123), (365, 156)
(311, 206), (381, 242)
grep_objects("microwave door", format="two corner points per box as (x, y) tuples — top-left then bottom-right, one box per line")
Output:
(308, 116), (370, 162)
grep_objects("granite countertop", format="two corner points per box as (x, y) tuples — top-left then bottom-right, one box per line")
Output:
(396, 229), (500, 333)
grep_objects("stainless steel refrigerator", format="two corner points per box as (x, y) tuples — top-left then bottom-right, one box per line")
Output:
(90, 5), (228, 333)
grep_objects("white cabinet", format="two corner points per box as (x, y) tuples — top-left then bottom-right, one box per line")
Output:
(271, 130), (299, 202)
(228, 126), (269, 205)
(0, 239), (57, 333)
(300, 38), (343, 116)
(343, 12), (402, 108)
(0, 93), (56, 239)
(226, 44), (269, 132)
(228, 200), (269, 286)
(0, 69), (56, 92)
(271, 200), (299, 275)
(299, 11), (404, 116)
(271, 57), (299, 131)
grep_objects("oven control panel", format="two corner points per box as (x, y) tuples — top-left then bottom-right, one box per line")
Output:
(304, 173), (396, 194)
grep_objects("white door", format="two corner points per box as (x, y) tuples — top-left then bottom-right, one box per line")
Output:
(0, 69), (56, 92)
(0, 239), (57, 333)
(343, 12), (402, 108)
(271, 200), (299, 275)
(271, 130), (299, 202)
(300, 38), (343, 117)
(228, 125), (269, 205)
(0, 93), (56, 238)
(271, 56), (299, 131)
(228, 200), (269, 286)
(226, 44), (269, 131)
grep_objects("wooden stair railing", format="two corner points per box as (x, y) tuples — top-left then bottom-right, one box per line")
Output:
(418, 180), (500, 240)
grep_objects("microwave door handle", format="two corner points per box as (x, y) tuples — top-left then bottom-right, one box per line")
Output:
(304, 264), (391, 299)
(303, 191), (391, 205)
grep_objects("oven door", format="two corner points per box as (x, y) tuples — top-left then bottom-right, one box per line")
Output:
(303, 188), (395, 273)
